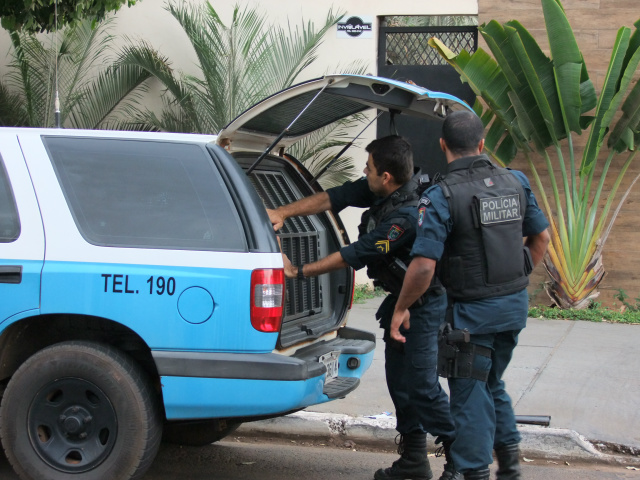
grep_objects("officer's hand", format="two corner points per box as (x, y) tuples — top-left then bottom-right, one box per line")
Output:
(281, 252), (297, 279)
(390, 308), (410, 343)
(267, 208), (285, 231)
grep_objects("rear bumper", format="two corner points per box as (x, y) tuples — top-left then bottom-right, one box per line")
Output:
(153, 327), (375, 420)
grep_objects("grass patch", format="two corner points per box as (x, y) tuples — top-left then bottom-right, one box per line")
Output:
(351, 283), (640, 324)
(353, 284), (386, 304)
(528, 303), (640, 324)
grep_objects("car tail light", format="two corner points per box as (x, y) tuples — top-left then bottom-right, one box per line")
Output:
(250, 269), (284, 332)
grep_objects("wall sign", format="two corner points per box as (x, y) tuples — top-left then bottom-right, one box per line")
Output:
(337, 15), (373, 39)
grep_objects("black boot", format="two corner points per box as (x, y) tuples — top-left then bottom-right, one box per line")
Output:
(374, 432), (433, 480)
(434, 440), (461, 480)
(463, 468), (490, 480)
(495, 444), (521, 480)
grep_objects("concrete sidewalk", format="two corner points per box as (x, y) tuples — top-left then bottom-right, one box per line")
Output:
(238, 297), (640, 464)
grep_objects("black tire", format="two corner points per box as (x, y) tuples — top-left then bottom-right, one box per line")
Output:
(0, 341), (162, 480)
(162, 418), (241, 446)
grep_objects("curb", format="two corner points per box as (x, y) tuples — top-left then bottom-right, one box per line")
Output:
(236, 411), (637, 465)
(237, 411), (398, 447)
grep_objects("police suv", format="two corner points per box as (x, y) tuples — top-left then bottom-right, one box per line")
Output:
(0, 74), (469, 480)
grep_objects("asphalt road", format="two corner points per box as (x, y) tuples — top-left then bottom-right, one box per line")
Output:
(0, 435), (636, 479)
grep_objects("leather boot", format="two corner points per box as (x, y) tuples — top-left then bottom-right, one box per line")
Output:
(434, 440), (461, 480)
(495, 444), (521, 480)
(463, 468), (490, 480)
(374, 432), (433, 480)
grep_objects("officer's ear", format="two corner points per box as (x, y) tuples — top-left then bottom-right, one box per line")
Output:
(439, 138), (447, 153)
(381, 171), (392, 185)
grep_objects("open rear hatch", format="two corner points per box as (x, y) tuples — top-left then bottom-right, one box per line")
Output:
(220, 74), (472, 348)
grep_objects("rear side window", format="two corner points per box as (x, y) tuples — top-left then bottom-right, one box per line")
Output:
(43, 137), (246, 251)
(0, 156), (20, 243)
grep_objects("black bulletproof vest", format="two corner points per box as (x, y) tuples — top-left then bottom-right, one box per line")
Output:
(438, 155), (530, 301)
(357, 173), (421, 280)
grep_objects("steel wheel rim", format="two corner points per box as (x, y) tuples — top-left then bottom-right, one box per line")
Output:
(27, 377), (118, 473)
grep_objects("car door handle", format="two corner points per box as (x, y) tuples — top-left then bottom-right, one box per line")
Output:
(0, 266), (22, 284)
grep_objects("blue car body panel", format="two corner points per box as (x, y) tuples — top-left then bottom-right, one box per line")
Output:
(39, 260), (277, 352)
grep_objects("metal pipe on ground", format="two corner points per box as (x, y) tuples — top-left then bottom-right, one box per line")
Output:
(515, 415), (551, 426)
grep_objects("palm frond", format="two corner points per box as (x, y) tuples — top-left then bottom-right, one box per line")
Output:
(124, 2), (348, 135)
(6, 31), (50, 125)
(117, 39), (201, 132)
(0, 81), (28, 126)
(0, 16), (147, 129)
(60, 18), (116, 110)
(265, 8), (344, 91)
(287, 116), (365, 186)
(68, 64), (151, 129)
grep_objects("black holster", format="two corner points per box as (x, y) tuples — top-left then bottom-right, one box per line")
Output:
(371, 256), (443, 309)
(437, 313), (492, 381)
(371, 256), (411, 298)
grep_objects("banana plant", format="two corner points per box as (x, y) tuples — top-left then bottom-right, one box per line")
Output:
(0, 17), (150, 129)
(429, 0), (640, 309)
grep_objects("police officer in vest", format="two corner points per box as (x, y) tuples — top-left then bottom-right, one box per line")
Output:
(390, 111), (550, 480)
(268, 135), (460, 480)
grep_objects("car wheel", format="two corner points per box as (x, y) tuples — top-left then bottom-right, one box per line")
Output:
(162, 418), (241, 446)
(0, 341), (162, 480)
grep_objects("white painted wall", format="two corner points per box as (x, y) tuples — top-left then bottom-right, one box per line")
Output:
(0, 0), (477, 284)
(108, 0), (477, 75)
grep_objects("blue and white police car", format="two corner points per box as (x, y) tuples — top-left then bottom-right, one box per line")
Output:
(0, 74), (470, 480)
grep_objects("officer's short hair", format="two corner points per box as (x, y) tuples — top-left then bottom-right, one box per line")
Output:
(442, 110), (484, 155)
(365, 135), (413, 185)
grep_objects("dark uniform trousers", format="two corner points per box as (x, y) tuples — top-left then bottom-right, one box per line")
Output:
(448, 330), (522, 472)
(380, 291), (456, 441)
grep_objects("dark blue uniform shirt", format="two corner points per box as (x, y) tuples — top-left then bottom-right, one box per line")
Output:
(411, 168), (549, 334)
(327, 178), (417, 271)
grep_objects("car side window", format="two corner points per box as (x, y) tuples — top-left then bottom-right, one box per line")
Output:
(0, 156), (21, 243)
(43, 136), (246, 251)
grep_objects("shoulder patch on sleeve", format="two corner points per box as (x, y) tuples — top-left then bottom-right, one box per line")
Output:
(387, 224), (405, 241)
(418, 206), (426, 226)
(419, 196), (431, 208)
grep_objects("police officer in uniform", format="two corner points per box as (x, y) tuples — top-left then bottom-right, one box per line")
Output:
(268, 135), (460, 480)
(390, 111), (550, 480)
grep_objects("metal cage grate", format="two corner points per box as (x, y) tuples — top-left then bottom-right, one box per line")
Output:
(279, 235), (321, 316)
(383, 26), (477, 66)
(249, 171), (322, 318)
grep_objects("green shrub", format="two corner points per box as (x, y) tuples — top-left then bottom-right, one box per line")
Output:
(353, 284), (386, 304)
(528, 302), (640, 324)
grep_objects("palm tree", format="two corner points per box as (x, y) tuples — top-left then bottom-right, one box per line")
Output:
(429, 0), (640, 309)
(118, 2), (345, 133)
(0, 17), (150, 129)
(117, 1), (363, 186)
